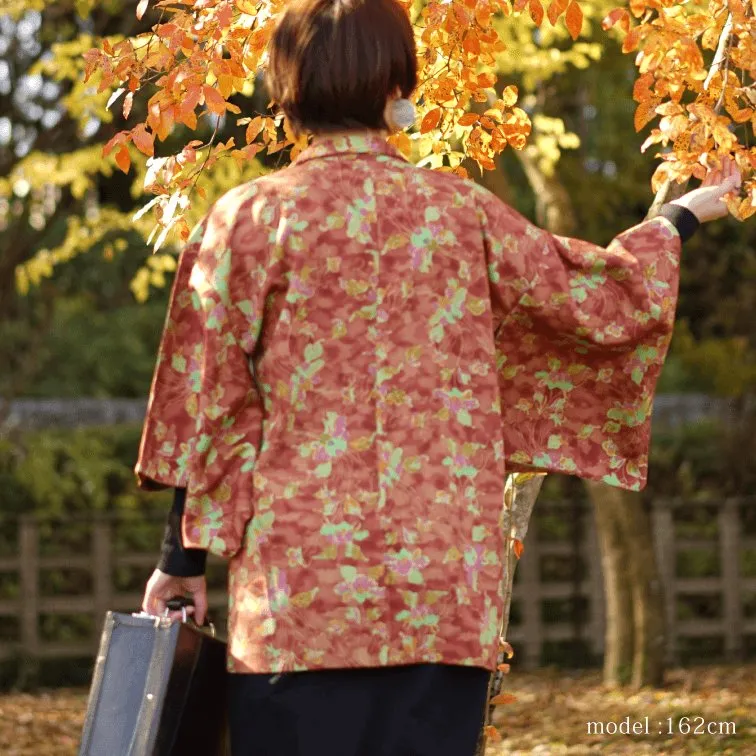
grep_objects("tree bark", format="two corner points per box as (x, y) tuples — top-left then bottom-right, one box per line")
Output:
(585, 481), (666, 686)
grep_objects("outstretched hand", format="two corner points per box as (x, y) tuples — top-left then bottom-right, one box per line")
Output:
(141, 569), (208, 626)
(671, 157), (742, 224)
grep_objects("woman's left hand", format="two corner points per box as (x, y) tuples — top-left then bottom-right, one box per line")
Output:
(141, 569), (208, 625)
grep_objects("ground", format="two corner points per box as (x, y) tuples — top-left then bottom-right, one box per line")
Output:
(1, 664), (755, 755)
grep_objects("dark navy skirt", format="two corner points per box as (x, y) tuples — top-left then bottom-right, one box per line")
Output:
(227, 663), (490, 756)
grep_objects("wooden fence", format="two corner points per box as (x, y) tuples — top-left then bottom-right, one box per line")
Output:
(0, 515), (229, 679)
(507, 497), (756, 667)
(2, 394), (750, 430)
(1, 499), (755, 674)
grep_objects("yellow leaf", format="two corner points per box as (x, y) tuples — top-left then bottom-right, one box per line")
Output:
(500, 85), (519, 107)
(388, 131), (412, 157)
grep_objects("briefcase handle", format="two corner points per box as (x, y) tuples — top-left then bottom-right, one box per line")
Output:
(132, 597), (217, 637)
(165, 596), (218, 638)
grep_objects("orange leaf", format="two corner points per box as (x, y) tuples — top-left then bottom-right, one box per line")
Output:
(421, 107), (443, 133)
(463, 33), (480, 55)
(633, 72), (654, 102)
(475, 4), (492, 26)
(601, 7), (629, 33)
(529, 0), (544, 26)
(115, 145), (131, 173)
(565, 1), (583, 39)
(136, 0), (149, 20)
(102, 131), (127, 157)
(458, 113), (480, 126)
(634, 98), (660, 132)
(132, 124), (155, 156)
(180, 109), (197, 130)
(203, 85), (227, 116)
(547, 0), (568, 25)
(499, 638), (515, 657)
(245, 116), (264, 144)
(497, 663), (512, 673)
(484, 725), (501, 742)
(513, 538), (524, 558)
(491, 692), (518, 705)
(477, 72), (497, 88)
(156, 106), (175, 142)
(622, 26), (642, 53)
(453, 4), (471, 26)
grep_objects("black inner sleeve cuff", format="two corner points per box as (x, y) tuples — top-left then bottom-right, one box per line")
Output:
(658, 203), (700, 244)
(156, 487), (208, 577)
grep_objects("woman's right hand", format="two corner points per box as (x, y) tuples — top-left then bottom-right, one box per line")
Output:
(670, 157), (742, 223)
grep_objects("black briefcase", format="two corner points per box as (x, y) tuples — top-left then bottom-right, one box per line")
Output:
(79, 609), (229, 755)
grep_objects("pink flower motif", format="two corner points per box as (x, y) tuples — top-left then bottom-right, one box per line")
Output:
(386, 548), (430, 578)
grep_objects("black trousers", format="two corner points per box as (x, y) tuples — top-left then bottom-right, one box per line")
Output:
(227, 663), (490, 756)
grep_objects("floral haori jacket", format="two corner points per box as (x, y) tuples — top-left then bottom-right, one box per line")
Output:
(137, 134), (681, 674)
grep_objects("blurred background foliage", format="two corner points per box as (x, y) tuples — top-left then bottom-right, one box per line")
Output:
(2, 5), (755, 400)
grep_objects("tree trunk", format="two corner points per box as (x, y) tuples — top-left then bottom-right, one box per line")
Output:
(615, 488), (667, 687)
(588, 482), (633, 685)
(585, 481), (667, 686)
(516, 146), (667, 688)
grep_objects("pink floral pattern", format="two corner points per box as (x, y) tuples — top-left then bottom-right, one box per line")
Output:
(136, 134), (681, 673)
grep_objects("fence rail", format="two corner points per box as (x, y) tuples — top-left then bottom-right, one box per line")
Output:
(2, 394), (750, 430)
(0, 499), (755, 673)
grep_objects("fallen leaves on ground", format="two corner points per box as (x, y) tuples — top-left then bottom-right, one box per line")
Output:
(487, 663), (756, 754)
(1, 664), (755, 754)
(0, 689), (88, 756)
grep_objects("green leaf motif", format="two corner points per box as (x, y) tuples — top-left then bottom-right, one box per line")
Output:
(315, 461), (333, 478)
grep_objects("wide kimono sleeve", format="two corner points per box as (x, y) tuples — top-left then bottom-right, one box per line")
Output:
(475, 188), (682, 491)
(137, 190), (265, 558)
(135, 219), (207, 491)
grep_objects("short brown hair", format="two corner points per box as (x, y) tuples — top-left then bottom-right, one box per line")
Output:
(267, 0), (417, 135)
